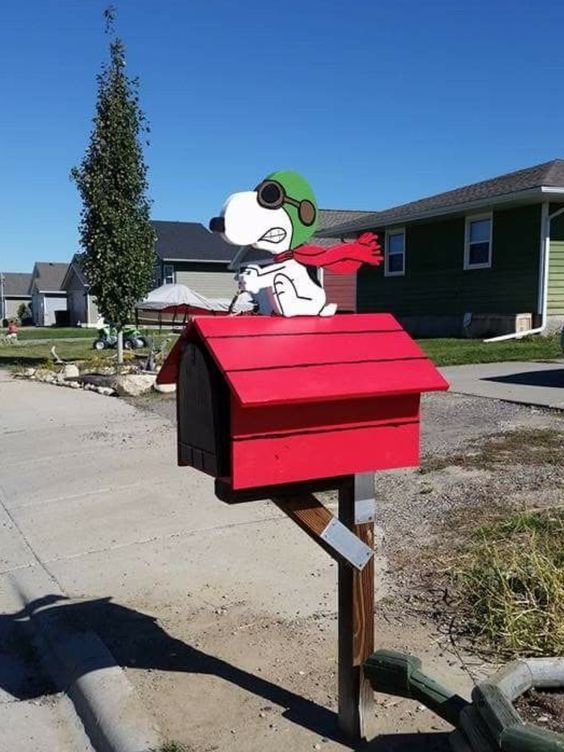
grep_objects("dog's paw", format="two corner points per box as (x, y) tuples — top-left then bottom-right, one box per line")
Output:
(238, 265), (262, 294)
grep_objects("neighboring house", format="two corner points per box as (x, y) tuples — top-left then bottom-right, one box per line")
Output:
(29, 262), (69, 326)
(0, 272), (32, 322)
(152, 220), (241, 299)
(319, 159), (564, 336)
(62, 222), (243, 325)
(230, 208), (374, 312)
(62, 257), (100, 327)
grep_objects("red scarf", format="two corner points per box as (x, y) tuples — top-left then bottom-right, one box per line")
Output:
(274, 232), (382, 274)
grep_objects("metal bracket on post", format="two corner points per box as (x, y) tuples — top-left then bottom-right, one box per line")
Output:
(272, 493), (373, 571)
(354, 472), (376, 525)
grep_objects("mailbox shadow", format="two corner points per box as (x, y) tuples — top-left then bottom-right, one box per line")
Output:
(0, 595), (450, 751)
(484, 367), (564, 389)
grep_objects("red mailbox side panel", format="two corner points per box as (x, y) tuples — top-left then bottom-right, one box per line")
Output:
(231, 396), (420, 489)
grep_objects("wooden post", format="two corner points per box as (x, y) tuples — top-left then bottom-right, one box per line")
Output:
(338, 473), (375, 740)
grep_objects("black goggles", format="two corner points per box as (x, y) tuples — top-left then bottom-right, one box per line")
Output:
(255, 180), (316, 227)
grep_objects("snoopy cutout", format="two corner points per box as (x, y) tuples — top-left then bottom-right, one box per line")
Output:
(210, 171), (383, 317)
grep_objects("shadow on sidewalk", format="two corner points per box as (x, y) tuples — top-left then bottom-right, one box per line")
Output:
(484, 367), (564, 388)
(0, 595), (450, 752)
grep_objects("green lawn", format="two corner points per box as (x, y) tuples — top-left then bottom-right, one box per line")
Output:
(0, 333), (174, 368)
(4, 327), (95, 341)
(417, 333), (562, 366)
(1, 329), (561, 369)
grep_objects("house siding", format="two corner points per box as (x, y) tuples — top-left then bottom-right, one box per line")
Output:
(172, 262), (237, 299)
(88, 294), (99, 325)
(357, 204), (541, 318)
(323, 269), (356, 312)
(66, 268), (88, 326)
(5, 297), (31, 319)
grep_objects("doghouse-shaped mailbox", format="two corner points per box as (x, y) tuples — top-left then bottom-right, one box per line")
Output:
(159, 313), (448, 493)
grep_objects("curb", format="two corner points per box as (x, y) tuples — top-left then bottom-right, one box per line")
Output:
(8, 570), (161, 752)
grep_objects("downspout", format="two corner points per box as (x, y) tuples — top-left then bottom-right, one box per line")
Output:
(484, 201), (564, 342)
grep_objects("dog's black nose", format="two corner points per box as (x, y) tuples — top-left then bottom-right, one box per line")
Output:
(209, 216), (225, 233)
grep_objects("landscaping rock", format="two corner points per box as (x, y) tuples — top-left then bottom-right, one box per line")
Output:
(113, 373), (156, 397)
(23, 367), (36, 378)
(96, 387), (115, 397)
(153, 382), (176, 394)
(63, 364), (80, 379)
(34, 368), (56, 382)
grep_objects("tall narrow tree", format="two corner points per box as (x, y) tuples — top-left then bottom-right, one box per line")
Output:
(72, 7), (156, 363)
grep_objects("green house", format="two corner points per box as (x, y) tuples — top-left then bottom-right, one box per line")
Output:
(320, 160), (564, 337)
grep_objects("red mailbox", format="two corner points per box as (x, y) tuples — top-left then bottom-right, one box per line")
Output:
(159, 313), (448, 492)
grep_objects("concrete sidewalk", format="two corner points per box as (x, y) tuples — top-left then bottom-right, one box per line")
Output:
(441, 360), (564, 410)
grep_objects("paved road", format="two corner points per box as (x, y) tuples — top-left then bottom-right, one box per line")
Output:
(442, 360), (564, 409)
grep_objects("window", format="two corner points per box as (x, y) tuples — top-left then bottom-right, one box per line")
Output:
(385, 228), (405, 276)
(163, 264), (175, 284)
(465, 214), (492, 269)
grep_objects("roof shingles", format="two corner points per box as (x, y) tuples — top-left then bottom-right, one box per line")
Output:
(318, 159), (564, 236)
(31, 262), (69, 292)
(152, 220), (239, 262)
(2, 272), (32, 297)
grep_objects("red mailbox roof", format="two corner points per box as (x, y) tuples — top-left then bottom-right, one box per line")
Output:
(185, 313), (448, 407)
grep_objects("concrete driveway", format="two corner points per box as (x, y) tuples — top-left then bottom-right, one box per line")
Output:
(441, 360), (564, 409)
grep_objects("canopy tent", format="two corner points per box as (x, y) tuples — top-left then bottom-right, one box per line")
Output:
(136, 283), (252, 327)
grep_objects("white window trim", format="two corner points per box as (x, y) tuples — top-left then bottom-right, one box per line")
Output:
(385, 227), (406, 277)
(163, 263), (175, 284)
(464, 213), (493, 270)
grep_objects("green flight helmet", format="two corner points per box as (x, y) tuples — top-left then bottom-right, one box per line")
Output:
(259, 170), (319, 249)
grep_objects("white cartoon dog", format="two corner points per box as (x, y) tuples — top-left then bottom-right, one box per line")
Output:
(209, 170), (382, 317)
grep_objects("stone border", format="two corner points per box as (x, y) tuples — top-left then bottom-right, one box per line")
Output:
(8, 571), (161, 752)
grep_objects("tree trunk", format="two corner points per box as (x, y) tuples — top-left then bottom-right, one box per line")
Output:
(117, 329), (124, 366)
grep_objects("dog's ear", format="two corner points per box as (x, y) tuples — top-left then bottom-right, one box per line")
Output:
(299, 200), (316, 227)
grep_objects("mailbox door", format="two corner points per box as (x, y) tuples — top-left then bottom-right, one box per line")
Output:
(177, 342), (231, 477)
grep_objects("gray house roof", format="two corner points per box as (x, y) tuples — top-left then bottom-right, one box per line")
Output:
(31, 262), (69, 293)
(61, 255), (89, 289)
(318, 208), (374, 232)
(318, 159), (564, 236)
(152, 220), (239, 263)
(2, 272), (32, 297)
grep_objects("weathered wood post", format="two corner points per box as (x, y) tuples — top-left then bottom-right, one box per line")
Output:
(338, 473), (375, 739)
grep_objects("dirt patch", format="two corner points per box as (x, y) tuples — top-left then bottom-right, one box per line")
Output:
(515, 688), (564, 734)
(421, 427), (564, 473)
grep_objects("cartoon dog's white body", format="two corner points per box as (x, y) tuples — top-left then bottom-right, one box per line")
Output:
(218, 189), (336, 317)
(239, 258), (336, 317)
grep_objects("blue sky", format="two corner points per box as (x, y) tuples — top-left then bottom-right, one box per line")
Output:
(1, 0), (564, 272)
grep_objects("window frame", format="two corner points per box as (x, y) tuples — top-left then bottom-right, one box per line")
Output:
(464, 213), (493, 270)
(163, 263), (175, 285)
(384, 227), (406, 277)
